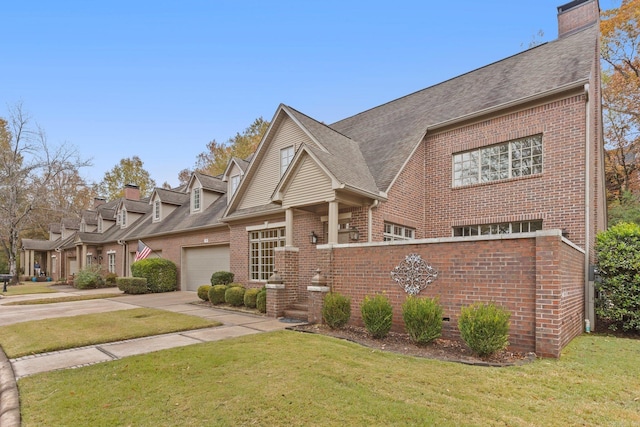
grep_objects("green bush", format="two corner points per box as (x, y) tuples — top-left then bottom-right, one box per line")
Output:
(402, 296), (443, 345)
(244, 288), (260, 308)
(197, 285), (212, 301)
(595, 222), (640, 332)
(225, 286), (245, 307)
(361, 294), (393, 339)
(74, 265), (105, 289)
(322, 292), (351, 329)
(256, 288), (267, 313)
(209, 285), (228, 305)
(227, 282), (245, 289)
(131, 258), (178, 293)
(458, 302), (510, 357)
(116, 277), (148, 294)
(104, 273), (118, 285)
(211, 271), (234, 286)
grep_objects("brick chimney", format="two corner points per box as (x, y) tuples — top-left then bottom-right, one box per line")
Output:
(93, 197), (106, 209)
(557, 0), (600, 38)
(123, 184), (140, 200)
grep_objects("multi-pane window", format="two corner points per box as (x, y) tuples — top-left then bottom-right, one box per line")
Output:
(154, 200), (160, 220)
(453, 220), (543, 236)
(453, 135), (543, 187)
(108, 253), (116, 273)
(193, 187), (201, 211)
(249, 228), (286, 281)
(280, 146), (294, 176)
(230, 175), (240, 195)
(384, 222), (416, 242)
(121, 209), (127, 227)
(98, 217), (103, 233)
(86, 254), (93, 266)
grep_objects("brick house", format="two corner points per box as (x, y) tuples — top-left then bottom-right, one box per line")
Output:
(22, 0), (605, 357)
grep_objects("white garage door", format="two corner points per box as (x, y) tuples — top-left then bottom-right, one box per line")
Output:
(183, 245), (230, 291)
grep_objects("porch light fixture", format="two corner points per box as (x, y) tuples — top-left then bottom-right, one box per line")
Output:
(310, 231), (319, 244)
(349, 226), (360, 241)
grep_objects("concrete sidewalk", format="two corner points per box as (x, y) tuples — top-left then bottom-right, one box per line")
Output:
(4, 289), (304, 378)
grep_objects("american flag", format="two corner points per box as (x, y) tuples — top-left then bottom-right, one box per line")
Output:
(134, 240), (152, 262)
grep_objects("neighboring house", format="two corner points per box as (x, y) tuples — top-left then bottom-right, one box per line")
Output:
(21, 0), (605, 357)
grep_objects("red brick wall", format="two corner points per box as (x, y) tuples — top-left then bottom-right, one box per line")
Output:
(558, 0), (599, 37)
(317, 231), (583, 357)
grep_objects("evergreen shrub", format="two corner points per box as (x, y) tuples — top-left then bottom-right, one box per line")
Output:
(225, 286), (245, 306)
(402, 296), (443, 344)
(361, 294), (393, 339)
(74, 265), (106, 289)
(211, 271), (234, 286)
(256, 288), (267, 313)
(458, 302), (510, 357)
(209, 285), (228, 305)
(595, 222), (640, 332)
(322, 292), (351, 329)
(197, 285), (212, 301)
(244, 288), (260, 308)
(116, 277), (148, 294)
(131, 258), (177, 293)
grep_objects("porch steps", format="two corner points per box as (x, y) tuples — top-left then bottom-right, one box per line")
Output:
(283, 302), (308, 322)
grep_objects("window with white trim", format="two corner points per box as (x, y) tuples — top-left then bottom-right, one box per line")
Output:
(108, 252), (116, 273)
(280, 146), (294, 176)
(249, 228), (286, 281)
(453, 135), (543, 187)
(193, 187), (201, 211)
(453, 220), (543, 236)
(154, 200), (160, 221)
(230, 175), (240, 196)
(98, 217), (103, 233)
(86, 254), (93, 266)
(384, 222), (416, 242)
(121, 209), (127, 228)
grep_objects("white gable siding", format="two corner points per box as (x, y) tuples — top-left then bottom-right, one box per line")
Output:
(282, 155), (333, 207)
(238, 116), (313, 210)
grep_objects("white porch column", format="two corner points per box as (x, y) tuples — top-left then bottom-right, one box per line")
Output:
(328, 201), (339, 244)
(285, 208), (294, 247)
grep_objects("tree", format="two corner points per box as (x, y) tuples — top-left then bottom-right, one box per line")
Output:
(601, 0), (640, 208)
(190, 117), (270, 178)
(0, 103), (91, 281)
(97, 156), (156, 200)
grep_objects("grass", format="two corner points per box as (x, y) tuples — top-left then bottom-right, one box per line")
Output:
(1, 282), (58, 296)
(17, 332), (640, 426)
(0, 308), (220, 358)
(2, 293), (124, 305)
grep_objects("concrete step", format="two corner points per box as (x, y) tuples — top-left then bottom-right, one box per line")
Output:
(283, 307), (308, 322)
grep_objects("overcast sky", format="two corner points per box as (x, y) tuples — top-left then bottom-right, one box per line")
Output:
(1, 0), (620, 188)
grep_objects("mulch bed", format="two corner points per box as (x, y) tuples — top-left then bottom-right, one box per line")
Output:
(289, 323), (536, 367)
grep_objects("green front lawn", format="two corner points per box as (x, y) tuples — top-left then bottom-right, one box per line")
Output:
(17, 332), (640, 426)
(1, 282), (57, 296)
(0, 308), (220, 358)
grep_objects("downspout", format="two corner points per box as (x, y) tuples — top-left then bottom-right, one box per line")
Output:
(584, 83), (595, 329)
(368, 200), (379, 242)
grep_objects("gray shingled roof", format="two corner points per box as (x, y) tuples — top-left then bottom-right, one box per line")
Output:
(155, 188), (188, 206)
(330, 25), (597, 192)
(22, 238), (58, 251)
(194, 172), (226, 193)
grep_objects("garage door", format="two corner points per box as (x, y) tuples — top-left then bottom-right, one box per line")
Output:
(183, 245), (230, 291)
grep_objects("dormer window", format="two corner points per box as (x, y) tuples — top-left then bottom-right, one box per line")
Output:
(121, 208), (127, 228)
(280, 146), (294, 176)
(154, 200), (161, 221)
(230, 175), (240, 196)
(193, 187), (201, 212)
(98, 217), (103, 233)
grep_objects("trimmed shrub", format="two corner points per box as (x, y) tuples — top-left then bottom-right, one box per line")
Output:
(74, 265), (105, 289)
(131, 258), (178, 293)
(244, 288), (260, 308)
(256, 288), (267, 313)
(211, 271), (234, 286)
(117, 277), (148, 294)
(458, 302), (511, 357)
(322, 292), (351, 329)
(225, 286), (245, 306)
(209, 285), (227, 305)
(595, 222), (640, 332)
(197, 285), (212, 301)
(361, 294), (393, 339)
(402, 296), (443, 345)
(227, 282), (245, 289)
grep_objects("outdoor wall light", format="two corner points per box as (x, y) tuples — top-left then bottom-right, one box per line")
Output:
(310, 231), (319, 244)
(349, 226), (360, 241)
